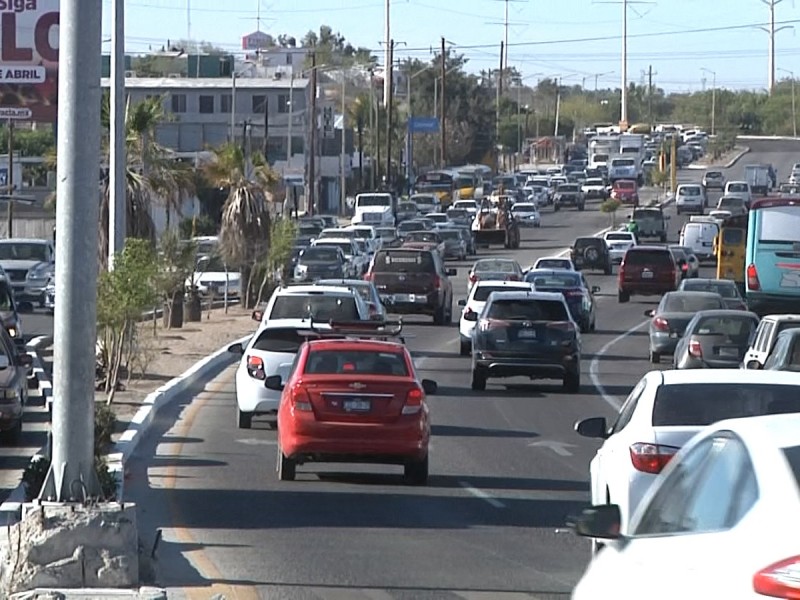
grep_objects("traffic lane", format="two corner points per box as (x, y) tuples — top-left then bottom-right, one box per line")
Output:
(20, 310), (53, 344)
(730, 139), (800, 182)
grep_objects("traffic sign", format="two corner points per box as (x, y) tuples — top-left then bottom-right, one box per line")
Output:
(408, 117), (440, 134)
(0, 108), (32, 119)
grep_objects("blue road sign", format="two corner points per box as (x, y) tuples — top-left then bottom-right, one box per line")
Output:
(408, 117), (440, 133)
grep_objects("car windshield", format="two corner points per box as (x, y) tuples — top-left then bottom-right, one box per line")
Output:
(438, 230), (461, 240)
(270, 295), (359, 320)
(706, 172), (722, 178)
(692, 316), (756, 339)
(633, 209), (661, 220)
(405, 232), (439, 243)
(513, 203), (536, 211)
(375, 227), (396, 238)
(681, 281), (739, 298)
(197, 254), (227, 272)
(718, 198), (743, 208)
(0, 242), (49, 261)
(487, 298), (569, 321)
(398, 221), (424, 233)
(585, 179), (604, 186)
(536, 259), (570, 269)
(252, 328), (308, 353)
(662, 293), (722, 312)
(530, 273), (581, 288)
(728, 183), (747, 192)
(412, 196), (435, 205)
(474, 260), (519, 273)
(652, 383), (800, 426)
(315, 242), (352, 255)
(357, 195), (391, 207)
(300, 247), (340, 262)
(558, 184), (579, 192)
(447, 209), (469, 219)
(317, 282), (372, 302)
(350, 229), (373, 240)
(299, 223), (322, 236)
(398, 203), (417, 212)
(305, 349), (408, 376)
(374, 251), (435, 273)
(612, 159), (635, 167)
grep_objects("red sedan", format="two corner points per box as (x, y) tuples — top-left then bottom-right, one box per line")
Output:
(610, 179), (640, 206)
(270, 330), (436, 485)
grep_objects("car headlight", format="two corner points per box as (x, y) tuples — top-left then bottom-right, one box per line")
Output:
(295, 264), (308, 273)
(7, 326), (18, 338)
(2, 388), (19, 400)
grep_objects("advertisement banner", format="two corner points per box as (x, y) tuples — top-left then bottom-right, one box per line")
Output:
(0, 0), (59, 122)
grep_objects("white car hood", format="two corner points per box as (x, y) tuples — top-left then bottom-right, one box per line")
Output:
(191, 271), (241, 286)
(0, 259), (41, 271)
(357, 206), (392, 213)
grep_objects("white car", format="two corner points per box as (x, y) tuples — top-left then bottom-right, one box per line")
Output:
(312, 237), (364, 278)
(530, 256), (575, 271)
(457, 280), (533, 355)
(352, 192), (395, 226)
(426, 213), (450, 228)
(603, 231), (637, 264)
(190, 253), (240, 298)
(510, 202), (541, 228)
(575, 369), (800, 536)
(716, 196), (748, 216)
(451, 199), (479, 215)
(229, 319), (330, 428)
(256, 284), (371, 325)
(345, 224), (381, 253)
(675, 183), (705, 215)
(724, 180), (753, 207)
(410, 193), (440, 215)
(582, 177), (608, 200)
(314, 279), (386, 320)
(318, 227), (355, 241)
(573, 411), (800, 599)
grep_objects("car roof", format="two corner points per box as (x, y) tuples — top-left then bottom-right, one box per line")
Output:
(713, 413), (800, 451)
(313, 238), (352, 244)
(526, 268), (580, 277)
(628, 245), (670, 252)
(487, 290), (565, 302)
(315, 279), (370, 287)
(665, 290), (722, 299)
(474, 280), (532, 288)
(256, 318), (332, 331)
(689, 309), (758, 318)
(658, 369), (800, 386)
(276, 285), (359, 296)
(305, 338), (408, 353)
(762, 313), (800, 322)
(536, 255), (571, 261)
(684, 278), (736, 286)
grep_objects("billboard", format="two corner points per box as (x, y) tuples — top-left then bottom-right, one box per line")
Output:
(0, 0), (59, 123)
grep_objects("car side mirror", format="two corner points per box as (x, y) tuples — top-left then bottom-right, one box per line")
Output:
(745, 360), (762, 370)
(422, 379), (438, 395)
(591, 286), (601, 293)
(447, 268), (457, 276)
(458, 299), (467, 307)
(251, 310), (263, 322)
(574, 416), (608, 439)
(569, 504), (622, 540)
(17, 353), (32, 368)
(644, 309), (655, 317)
(264, 374), (284, 391)
(227, 342), (244, 355)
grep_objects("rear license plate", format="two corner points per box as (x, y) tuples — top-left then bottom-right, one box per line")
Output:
(719, 347), (739, 357)
(393, 294), (411, 303)
(641, 271), (654, 279)
(518, 329), (537, 339)
(343, 399), (371, 412)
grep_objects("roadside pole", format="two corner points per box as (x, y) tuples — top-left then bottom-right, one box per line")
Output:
(40, 0), (104, 501)
(6, 120), (13, 238)
(109, 0), (126, 268)
(670, 134), (677, 195)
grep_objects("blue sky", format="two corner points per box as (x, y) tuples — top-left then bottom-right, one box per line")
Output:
(102, 0), (800, 92)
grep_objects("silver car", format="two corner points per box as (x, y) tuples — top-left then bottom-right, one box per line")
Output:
(645, 291), (725, 363)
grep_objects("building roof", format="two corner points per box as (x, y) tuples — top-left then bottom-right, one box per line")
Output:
(100, 76), (309, 90)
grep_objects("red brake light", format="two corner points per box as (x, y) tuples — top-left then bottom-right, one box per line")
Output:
(653, 316), (670, 332)
(364, 271), (374, 282)
(564, 290), (584, 298)
(681, 263), (689, 271)
(747, 263), (761, 290)
(402, 387), (424, 415)
(689, 339), (703, 358)
(754, 555), (800, 598)
(469, 273), (478, 283)
(246, 355), (265, 380)
(291, 387), (313, 412)
(629, 443), (680, 474)
(433, 275), (441, 289)
(507, 274), (520, 281)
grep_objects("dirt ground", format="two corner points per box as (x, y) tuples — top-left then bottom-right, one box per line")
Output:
(96, 305), (256, 442)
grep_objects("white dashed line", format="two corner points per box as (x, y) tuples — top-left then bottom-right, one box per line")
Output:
(459, 481), (505, 509)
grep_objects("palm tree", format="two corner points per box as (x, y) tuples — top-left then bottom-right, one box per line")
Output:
(203, 142), (277, 308)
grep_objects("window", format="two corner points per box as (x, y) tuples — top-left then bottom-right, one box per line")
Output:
(758, 205), (800, 243)
(269, 295), (359, 321)
(198, 95), (214, 114)
(252, 95), (267, 113)
(611, 377), (647, 434)
(220, 94), (232, 113)
(374, 251), (435, 274)
(486, 299), (568, 321)
(304, 349), (409, 376)
(171, 94), (187, 113)
(251, 328), (307, 353)
(285, 53), (292, 65)
(661, 293), (723, 313)
(757, 322), (775, 352)
(278, 94), (289, 113)
(623, 250), (673, 266)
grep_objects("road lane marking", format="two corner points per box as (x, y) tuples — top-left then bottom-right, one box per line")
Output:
(459, 481), (505, 509)
(556, 224), (613, 257)
(236, 438), (277, 445)
(158, 367), (261, 600)
(589, 320), (649, 410)
(527, 440), (576, 457)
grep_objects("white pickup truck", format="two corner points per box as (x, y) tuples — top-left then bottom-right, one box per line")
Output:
(351, 192), (396, 227)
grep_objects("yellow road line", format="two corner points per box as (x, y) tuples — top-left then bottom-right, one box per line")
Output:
(160, 367), (261, 600)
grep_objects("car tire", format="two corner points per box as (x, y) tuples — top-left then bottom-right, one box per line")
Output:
(676, 208), (681, 215)
(471, 369), (487, 391)
(1, 418), (22, 445)
(563, 371), (581, 393)
(460, 339), (471, 356)
(445, 303), (453, 325)
(650, 350), (660, 364)
(404, 455), (429, 486)
(237, 409), (253, 429)
(604, 264), (612, 275)
(618, 290), (630, 303)
(590, 318), (596, 332)
(433, 305), (446, 326)
(277, 449), (296, 481)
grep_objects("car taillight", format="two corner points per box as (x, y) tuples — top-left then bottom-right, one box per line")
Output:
(469, 273), (478, 283)
(402, 387), (424, 415)
(629, 443), (680, 474)
(653, 316), (670, 332)
(507, 274), (520, 281)
(564, 290), (583, 298)
(754, 555), (800, 598)
(291, 387), (313, 412)
(681, 263), (689, 272)
(747, 263), (761, 290)
(364, 272), (374, 282)
(246, 355), (265, 380)
(464, 308), (476, 318)
(433, 275), (441, 289)
(689, 339), (703, 358)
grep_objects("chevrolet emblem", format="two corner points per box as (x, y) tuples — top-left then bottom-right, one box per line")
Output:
(349, 382), (366, 389)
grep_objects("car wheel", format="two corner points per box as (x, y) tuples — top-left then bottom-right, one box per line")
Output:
(445, 303), (453, 325)
(676, 208), (681, 215)
(590, 317), (597, 332)
(1, 418), (22, 445)
(563, 371), (581, 393)
(471, 369), (487, 391)
(267, 420), (278, 430)
(459, 339), (471, 356)
(433, 305), (446, 325)
(237, 409), (252, 429)
(604, 264), (612, 275)
(404, 455), (429, 486)
(277, 448), (296, 481)
(649, 350), (660, 364)
(578, 203), (585, 211)
(618, 290), (630, 303)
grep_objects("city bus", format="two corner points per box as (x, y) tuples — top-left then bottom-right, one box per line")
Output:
(455, 165), (490, 201)
(745, 197), (800, 314)
(414, 170), (457, 209)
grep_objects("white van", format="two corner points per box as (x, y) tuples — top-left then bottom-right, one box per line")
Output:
(723, 181), (752, 207)
(675, 184), (705, 215)
(679, 221), (719, 261)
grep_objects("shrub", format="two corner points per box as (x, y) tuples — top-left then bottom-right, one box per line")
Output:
(95, 402), (117, 456)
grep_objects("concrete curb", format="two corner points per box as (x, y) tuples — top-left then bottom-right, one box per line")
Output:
(686, 146), (751, 170)
(108, 333), (251, 499)
(10, 587), (167, 599)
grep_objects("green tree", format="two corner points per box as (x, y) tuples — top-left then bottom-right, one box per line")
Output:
(302, 25), (376, 67)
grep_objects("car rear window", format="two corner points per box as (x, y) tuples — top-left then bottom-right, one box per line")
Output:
(305, 349), (409, 376)
(693, 316), (757, 339)
(624, 250), (673, 266)
(722, 228), (745, 244)
(574, 238), (601, 249)
(374, 250), (435, 273)
(473, 286), (521, 301)
(270, 295), (359, 321)
(252, 328), (307, 353)
(300, 247), (340, 262)
(487, 299), (569, 321)
(663, 294), (723, 312)
(531, 273), (581, 288)
(718, 198), (743, 209)
(680, 186), (702, 196)
(475, 260), (518, 273)
(652, 383), (800, 426)
(681, 281), (739, 298)
(606, 233), (634, 241)
(782, 446), (800, 493)
(398, 221), (424, 233)
(438, 229), (461, 240)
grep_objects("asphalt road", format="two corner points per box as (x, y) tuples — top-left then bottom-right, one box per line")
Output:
(22, 139), (800, 598)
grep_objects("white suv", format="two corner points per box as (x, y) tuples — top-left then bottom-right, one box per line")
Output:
(457, 280), (533, 355)
(675, 184), (705, 215)
(603, 231), (637, 264)
(256, 284), (370, 325)
(742, 314), (800, 369)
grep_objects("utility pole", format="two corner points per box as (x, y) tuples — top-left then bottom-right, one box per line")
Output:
(340, 72), (346, 215)
(503, 0), (509, 76)
(287, 68), (294, 167)
(383, 0), (391, 107)
(308, 53), (317, 215)
(109, 0), (125, 268)
(701, 67), (716, 136)
(761, 0), (786, 94)
(496, 41), (503, 172)
(262, 98), (269, 159)
(5, 121), (13, 238)
(386, 40), (394, 188)
(647, 65), (654, 128)
(440, 36), (447, 169)
(40, 0), (103, 502)
(554, 78), (561, 137)
(670, 133), (677, 195)
(620, 0), (628, 130)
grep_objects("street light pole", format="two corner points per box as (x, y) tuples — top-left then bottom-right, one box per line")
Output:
(701, 68), (717, 136)
(287, 68), (293, 167)
(340, 73), (346, 216)
(41, 0), (104, 501)
(779, 67), (797, 136)
(621, 0), (628, 129)
(108, 0), (125, 269)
